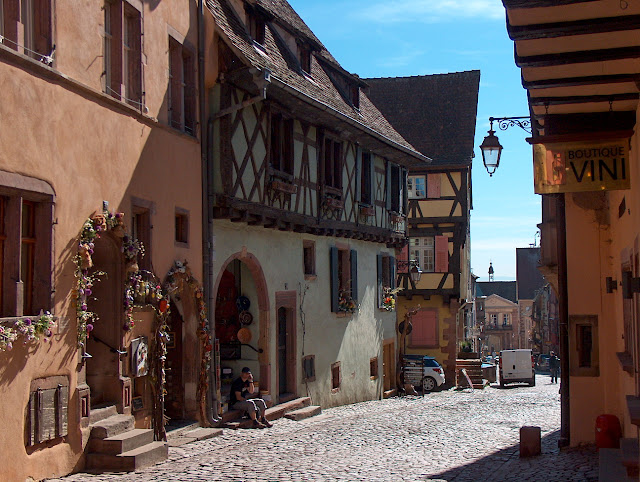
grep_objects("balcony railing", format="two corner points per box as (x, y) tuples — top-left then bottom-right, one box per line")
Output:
(485, 323), (513, 331)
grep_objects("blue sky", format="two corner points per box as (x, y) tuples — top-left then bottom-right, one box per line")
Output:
(289, 0), (541, 281)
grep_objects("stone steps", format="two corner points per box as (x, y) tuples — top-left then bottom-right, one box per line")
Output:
(86, 441), (168, 472)
(223, 397), (313, 429)
(167, 427), (223, 447)
(284, 405), (321, 421)
(86, 413), (168, 472)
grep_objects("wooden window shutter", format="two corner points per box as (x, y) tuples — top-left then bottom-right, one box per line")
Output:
(284, 118), (294, 174)
(401, 168), (407, 214)
(355, 147), (361, 202)
(398, 246), (409, 273)
(3, 0), (20, 49)
(183, 49), (196, 134)
(385, 161), (391, 210)
(33, 0), (52, 57)
(376, 254), (383, 306)
(169, 38), (182, 129)
(435, 235), (449, 273)
(411, 310), (437, 346)
(350, 249), (358, 301)
(427, 173), (441, 199)
(330, 247), (339, 312)
(389, 256), (396, 289)
(126, 9), (142, 105)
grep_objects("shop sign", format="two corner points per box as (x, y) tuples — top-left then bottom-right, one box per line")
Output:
(533, 139), (629, 194)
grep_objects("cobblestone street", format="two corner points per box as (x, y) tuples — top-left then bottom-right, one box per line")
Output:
(51, 381), (597, 482)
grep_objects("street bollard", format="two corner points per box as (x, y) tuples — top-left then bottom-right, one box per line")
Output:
(520, 426), (541, 457)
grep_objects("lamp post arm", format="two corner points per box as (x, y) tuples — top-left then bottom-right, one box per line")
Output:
(489, 116), (531, 134)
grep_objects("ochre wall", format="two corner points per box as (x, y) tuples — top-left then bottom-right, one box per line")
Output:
(0, 1), (202, 479)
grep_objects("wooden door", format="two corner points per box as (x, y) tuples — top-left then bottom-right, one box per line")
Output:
(165, 308), (184, 420)
(383, 341), (395, 391)
(277, 307), (288, 395)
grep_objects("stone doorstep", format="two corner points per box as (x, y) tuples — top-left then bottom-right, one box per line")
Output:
(89, 405), (118, 425)
(223, 397), (312, 429)
(90, 414), (136, 439)
(599, 448), (632, 482)
(165, 421), (201, 441)
(86, 441), (168, 472)
(88, 428), (154, 455)
(621, 438), (640, 477)
(284, 405), (321, 421)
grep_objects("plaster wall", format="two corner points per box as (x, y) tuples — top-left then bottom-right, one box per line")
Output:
(0, 3), (202, 477)
(397, 296), (457, 383)
(212, 220), (397, 408)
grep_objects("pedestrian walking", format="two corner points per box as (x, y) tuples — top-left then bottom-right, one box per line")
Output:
(549, 351), (560, 384)
(230, 367), (272, 429)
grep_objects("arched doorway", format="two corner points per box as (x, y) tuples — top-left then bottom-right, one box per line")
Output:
(86, 234), (126, 410)
(214, 251), (270, 408)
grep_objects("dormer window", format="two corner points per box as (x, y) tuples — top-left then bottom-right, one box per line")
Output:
(298, 44), (311, 74)
(247, 9), (266, 45)
(349, 84), (360, 109)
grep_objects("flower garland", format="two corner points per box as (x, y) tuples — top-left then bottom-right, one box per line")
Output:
(164, 260), (212, 426)
(123, 271), (169, 330)
(74, 210), (127, 347)
(0, 312), (56, 352)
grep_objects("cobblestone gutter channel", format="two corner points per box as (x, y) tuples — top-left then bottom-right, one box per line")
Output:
(50, 382), (597, 482)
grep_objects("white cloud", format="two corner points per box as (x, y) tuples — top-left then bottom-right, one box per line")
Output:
(357, 0), (505, 23)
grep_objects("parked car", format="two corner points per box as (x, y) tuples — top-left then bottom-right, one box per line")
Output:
(499, 349), (535, 387)
(536, 354), (550, 373)
(421, 357), (446, 391)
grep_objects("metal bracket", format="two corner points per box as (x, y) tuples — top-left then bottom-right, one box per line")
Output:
(606, 277), (618, 293)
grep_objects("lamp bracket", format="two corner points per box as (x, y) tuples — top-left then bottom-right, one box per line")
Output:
(606, 276), (618, 294)
(490, 116), (531, 134)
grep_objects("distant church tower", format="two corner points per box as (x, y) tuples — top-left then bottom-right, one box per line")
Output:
(488, 262), (494, 282)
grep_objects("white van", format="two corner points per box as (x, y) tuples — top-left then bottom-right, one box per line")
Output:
(499, 349), (535, 387)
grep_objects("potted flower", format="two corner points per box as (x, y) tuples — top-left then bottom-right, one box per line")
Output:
(338, 289), (357, 313)
(381, 286), (402, 311)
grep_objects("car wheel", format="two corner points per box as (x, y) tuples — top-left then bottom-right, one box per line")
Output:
(500, 377), (505, 388)
(422, 376), (436, 392)
(529, 374), (536, 387)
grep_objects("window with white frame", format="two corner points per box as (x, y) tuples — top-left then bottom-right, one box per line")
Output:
(490, 313), (498, 325)
(408, 175), (426, 199)
(502, 313), (510, 326)
(410, 237), (434, 272)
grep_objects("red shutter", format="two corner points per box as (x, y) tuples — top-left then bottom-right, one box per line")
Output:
(33, 0), (52, 57)
(411, 310), (437, 347)
(435, 235), (449, 273)
(398, 245), (409, 273)
(427, 174), (441, 199)
(3, 0), (20, 49)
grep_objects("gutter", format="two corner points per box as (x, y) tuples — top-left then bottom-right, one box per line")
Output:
(198, 0), (220, 425)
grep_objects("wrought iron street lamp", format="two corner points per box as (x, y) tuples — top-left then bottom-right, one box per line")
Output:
(479, 116), (531, 176)
(410, 262), (422, 283)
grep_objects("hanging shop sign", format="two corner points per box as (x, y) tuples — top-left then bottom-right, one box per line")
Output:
(532, 139), (630, 194)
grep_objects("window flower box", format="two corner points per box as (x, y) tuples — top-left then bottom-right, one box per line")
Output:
(270, 179), (298, 194)
(389, 212), (405, 224)
(360, 205), (375, 217)
(325, 197), (344, 210)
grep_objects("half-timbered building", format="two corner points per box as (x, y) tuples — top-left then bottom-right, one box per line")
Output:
(366, 71), (481, 383)
(203, 0), (430, 409)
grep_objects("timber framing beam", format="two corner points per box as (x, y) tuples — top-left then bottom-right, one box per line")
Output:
(516, 46), (640, 68)
(508, 15), (640, 41)
(529, 92), (640, 106)
(523, 73), (640, 90)
(503, 0), (598, 8)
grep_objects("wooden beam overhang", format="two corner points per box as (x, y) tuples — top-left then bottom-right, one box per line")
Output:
(523, 73), (640, 90)
(515, 46), (640, 69)
(508, 15), (640, 41)
(213, 194), (407, 245)
(529, 92), (640, 106)
(503, 0), (598, 8)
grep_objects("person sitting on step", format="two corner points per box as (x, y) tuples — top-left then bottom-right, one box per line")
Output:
(230, 367), (272, 428)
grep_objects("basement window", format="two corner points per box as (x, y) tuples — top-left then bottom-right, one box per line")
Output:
(302, 355), (315, 381)
(331, 361), (341, 392)
(370, 357), (378, 379)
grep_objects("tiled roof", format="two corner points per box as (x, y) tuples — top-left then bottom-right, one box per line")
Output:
(364, 71), (481, 166)
(206, 0), (426, 161)
(516, 248), (545, 300)
(476, 281), (517, 303)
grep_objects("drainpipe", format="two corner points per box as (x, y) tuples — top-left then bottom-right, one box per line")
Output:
(557, 193), (570, 447)
(198, 0), (220, 425)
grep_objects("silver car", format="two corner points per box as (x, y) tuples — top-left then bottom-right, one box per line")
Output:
(422, 356), (446, 391)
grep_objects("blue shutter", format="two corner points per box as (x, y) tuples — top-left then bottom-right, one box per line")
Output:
(350, 249), (358, 301)
(390, 256), (396, 289)
(330, 247), (339, 312)
(377, 254), (383, 307)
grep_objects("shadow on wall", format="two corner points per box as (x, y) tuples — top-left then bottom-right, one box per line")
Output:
(429, 430), (597, 481)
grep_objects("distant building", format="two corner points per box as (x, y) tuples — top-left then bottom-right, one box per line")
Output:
(366, 71), (480, 382)
(516, 248), (546, 349)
